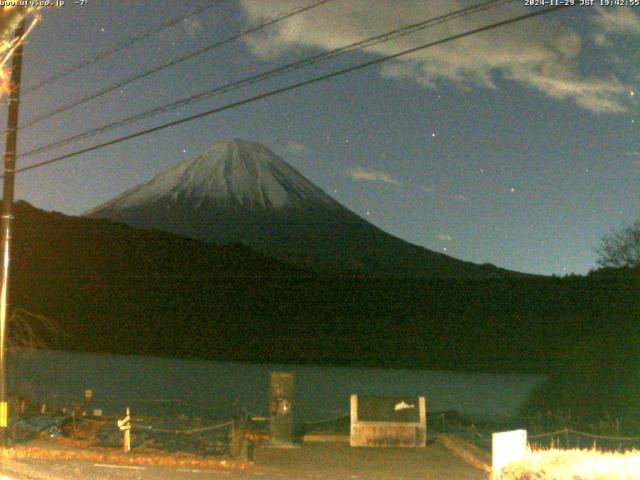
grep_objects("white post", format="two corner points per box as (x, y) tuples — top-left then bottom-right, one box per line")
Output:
(117, 407), (131, 453)
(492, 429), (527, 479)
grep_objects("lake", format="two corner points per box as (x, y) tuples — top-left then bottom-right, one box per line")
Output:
(8, 350), (545, 423)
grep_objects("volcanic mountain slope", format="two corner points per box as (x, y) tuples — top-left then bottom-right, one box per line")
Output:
(86, 139), (512, 278)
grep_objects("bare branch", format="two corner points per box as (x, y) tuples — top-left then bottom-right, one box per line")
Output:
(7, 307), (67, 353)
(595, 221), (640, 269)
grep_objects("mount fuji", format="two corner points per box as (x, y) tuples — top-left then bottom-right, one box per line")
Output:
(86, 139), (511, 278)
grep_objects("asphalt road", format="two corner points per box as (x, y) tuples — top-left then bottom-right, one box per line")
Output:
(0, 443), (488, 479)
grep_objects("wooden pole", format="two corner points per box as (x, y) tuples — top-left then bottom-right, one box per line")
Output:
(0, 18), (26, 447)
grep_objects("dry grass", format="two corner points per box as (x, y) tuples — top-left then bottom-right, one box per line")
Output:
(498, 448), (640, 480)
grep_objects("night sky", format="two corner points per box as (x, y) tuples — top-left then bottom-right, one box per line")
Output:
(5, 0), (639, 276)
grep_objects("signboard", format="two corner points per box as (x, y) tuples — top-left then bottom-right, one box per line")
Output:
(492, 429), (527, 479)
(350, 395), (426, 447)
(357, 396), (421, 423)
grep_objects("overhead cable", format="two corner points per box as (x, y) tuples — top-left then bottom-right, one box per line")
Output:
(11, 5), (569, 176)
(23, 0), (221, 95)
(20, 0), (512, 159)
(17, 0), (335, 130)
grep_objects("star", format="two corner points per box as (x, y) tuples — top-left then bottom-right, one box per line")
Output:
(182, 149), (187, 154)
(431, 133), (437, 138)
(630, 91), (636, 97)
(510, 187), (516, 192)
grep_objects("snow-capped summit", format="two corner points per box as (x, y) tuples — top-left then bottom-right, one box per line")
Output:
(88, 139), (340, 213)
(86, 139), (512, 278)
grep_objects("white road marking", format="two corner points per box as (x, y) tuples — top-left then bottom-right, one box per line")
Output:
(177, 469), (229, 474)
(93, 464), (147, 470)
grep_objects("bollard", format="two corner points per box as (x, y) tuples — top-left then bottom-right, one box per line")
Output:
(117, 407), (131, 452)
(83, 389), (93, 414)
(230, 413), (254, 461)
(230, 415), (244, 458)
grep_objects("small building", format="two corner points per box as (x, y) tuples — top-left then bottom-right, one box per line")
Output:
(350, 394), (426, 447)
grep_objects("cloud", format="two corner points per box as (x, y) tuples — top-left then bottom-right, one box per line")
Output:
(454, 194), (466, 202)
(183, 15), (203, 38)
(423, 185), (435, 193)
(284, 141), (308, 155)
(591, 7), (640, 60)
(240, 1), (632, 114)
(437, 233), (452, 242)
(592, 7), (640, 36)
(626, 151), (640, 157)
(348, 166), (400, 185)
(158, 14), (203, 44)
(592, 31), (610, 48)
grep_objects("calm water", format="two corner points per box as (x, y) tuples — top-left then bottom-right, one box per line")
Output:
(8, 350), (544, 422)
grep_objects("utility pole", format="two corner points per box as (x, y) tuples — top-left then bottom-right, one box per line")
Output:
(0, 19), (26, 447)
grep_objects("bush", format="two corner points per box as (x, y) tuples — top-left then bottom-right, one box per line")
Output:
(520, 333), (640, 430)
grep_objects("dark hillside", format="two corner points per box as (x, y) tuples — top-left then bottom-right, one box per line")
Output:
(9, 202), (639, 375)
(519, 268), (640, 424)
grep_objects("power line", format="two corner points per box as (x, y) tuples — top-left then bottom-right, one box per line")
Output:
(11, 5), (569, 177)
(21, 0), (508, 158)
(19, 0), (512, 159)
(23, 1), (221, 95)
(17, 0), (334, 131)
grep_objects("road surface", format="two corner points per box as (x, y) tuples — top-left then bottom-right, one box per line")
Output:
(0, 443), (488, 479)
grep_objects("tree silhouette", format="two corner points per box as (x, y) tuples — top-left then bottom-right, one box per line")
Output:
(8, 308), (66, 353)
(596, 221), (640, 269)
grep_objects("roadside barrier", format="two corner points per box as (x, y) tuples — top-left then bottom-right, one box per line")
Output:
(302, 411), (350, 435)
(528, 427), (640, 450)
(133, 419), (234, 434)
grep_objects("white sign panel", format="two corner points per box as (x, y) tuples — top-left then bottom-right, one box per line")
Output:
(492, 429), (527, 478)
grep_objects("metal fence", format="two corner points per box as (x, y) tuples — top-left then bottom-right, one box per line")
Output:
(301, 409), (640, 453)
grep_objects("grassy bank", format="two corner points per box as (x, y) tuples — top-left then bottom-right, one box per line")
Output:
(498, 448), (640, 480)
